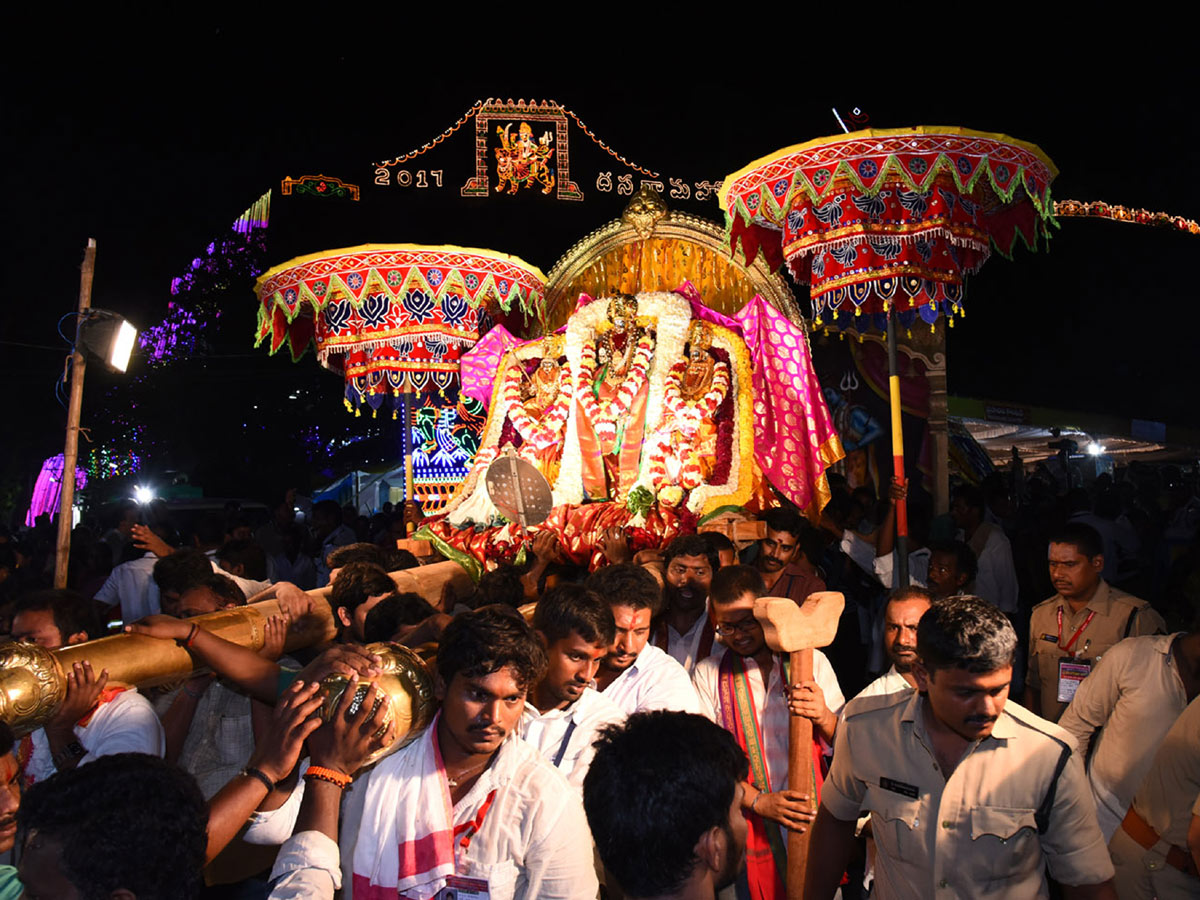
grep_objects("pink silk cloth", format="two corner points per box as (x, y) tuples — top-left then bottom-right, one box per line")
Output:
(734, 295), (843, 516)
(458, 324), (519, 409)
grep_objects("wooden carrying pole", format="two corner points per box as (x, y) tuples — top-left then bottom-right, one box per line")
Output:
(54, 239), (97, 589)
(755, 591), (845, 899)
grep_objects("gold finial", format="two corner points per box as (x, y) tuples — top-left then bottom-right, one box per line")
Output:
(622, 185), (668, 240)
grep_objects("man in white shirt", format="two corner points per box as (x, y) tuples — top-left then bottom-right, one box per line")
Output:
(855, 587), (932, 701)
(522, 583), (625, 792)
(652, 535), (719, 674)
(586, 563), (701, 715)
(692, 565), (845, 900)
(951, 484), (1018, 613)
(246, 606), (597, 899)
(10, 590), (164, 784)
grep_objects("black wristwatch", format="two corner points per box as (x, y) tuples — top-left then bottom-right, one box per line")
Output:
(52, 739), (87, 770)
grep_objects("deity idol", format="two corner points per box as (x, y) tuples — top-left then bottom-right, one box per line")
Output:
(574, 295), (657, 502)
(646, 319), (730, 506)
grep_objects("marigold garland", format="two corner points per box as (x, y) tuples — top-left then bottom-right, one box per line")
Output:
(500, 357), (570, 451)
(646, 359), (730, 500)
(576, 332), (656, 451)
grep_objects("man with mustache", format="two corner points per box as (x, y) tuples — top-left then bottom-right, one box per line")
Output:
(243, 605), (597, 898)
(806, 596), (1117, 900)
(652, 535), (719, 675)
(855, 587), (932, 701)
(0, 723), (19, 895)
(1025, 523), (1165, 722)
(586, 564), (701, 715)
(752, 507), (826, 604)
(521, 583), (625, 792)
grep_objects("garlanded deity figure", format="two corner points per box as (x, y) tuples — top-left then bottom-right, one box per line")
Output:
(646, 319), (730, 506)
(575, 295), (657, 500)
(489, 334), (570, 480)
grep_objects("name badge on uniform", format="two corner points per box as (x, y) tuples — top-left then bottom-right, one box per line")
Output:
(880, 776), (919, 799)
(1057, 659), (1091, 703)
(1040, 633), (1058, 643)
(435, 875), (491, 899)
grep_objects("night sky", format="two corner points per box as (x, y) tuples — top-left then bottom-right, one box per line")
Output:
(5, 26), (1198, 509)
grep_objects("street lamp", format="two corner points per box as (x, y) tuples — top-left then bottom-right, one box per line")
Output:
(54, 240), (139, 588)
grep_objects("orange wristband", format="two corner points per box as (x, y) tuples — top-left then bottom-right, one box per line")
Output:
(305, 765), (352, 789)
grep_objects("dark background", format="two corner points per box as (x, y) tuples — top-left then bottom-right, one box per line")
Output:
(4, 23), (1197, 516)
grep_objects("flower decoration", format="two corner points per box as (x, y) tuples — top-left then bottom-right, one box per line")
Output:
(402, 289), (436, 323)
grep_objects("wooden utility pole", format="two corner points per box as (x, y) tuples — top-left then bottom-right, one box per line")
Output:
(54, 239), (96, 589)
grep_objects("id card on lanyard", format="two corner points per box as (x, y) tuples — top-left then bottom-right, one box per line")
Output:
(436, 875), (491, 899)
(1056, 606), (1094, 702)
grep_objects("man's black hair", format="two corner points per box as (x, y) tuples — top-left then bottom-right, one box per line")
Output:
(182, 573), (246, 609)
(327, 542), (385, 571)
(917, 595), (1017, 675)
(362, 592), (438, 643)
(952, 483), (986, 513)
(709, 564), (765, 607)
(794, 521), (825, 567)
(534, 583), (616, 647)
(584, 711), (749, 898)
(1049, 522), (1104, 560)
(926, 539), (979, 585)
(465, 564), (526, 610)
(436, 604), (546, 691)
(216, 539), (268, 582)
(759, 505), (804, 541)
(18, 752), (208, 900)
(329, 561), (395, 622)
(663, 534), (719, 574)
(699, 530), (734, 557)
(383, 547), (420, 571)
(152, 549), (214, 598)
(889, 585), (934, 605)
(585, 563), (662, 616)
(13, 589), (99, 641)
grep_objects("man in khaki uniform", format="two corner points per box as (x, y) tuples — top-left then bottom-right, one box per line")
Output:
(1109, 695), (1200, 898)
(805, 596), (1116, 900)
(1025, 523), (1165, 722)
(1059, 628), (1199, 841)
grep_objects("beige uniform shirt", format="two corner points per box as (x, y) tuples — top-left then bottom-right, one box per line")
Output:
(1109, 697), (1200, 899)
(1058, 634), (1188, 841)
(822, 691), (1113, 899)
(1026, 581), (1165, 721)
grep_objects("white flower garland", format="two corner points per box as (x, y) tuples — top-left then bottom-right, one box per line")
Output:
(687, 327), (747, 515)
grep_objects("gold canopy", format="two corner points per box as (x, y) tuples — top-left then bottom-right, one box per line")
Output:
(541, 186), (802, 335)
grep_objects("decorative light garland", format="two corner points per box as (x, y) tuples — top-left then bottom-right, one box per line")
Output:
(1054, 199), (1200, 236)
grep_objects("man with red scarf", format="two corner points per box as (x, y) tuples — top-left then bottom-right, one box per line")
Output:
(693, 565), (844, 899)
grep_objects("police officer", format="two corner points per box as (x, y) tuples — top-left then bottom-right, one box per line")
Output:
(805, 596), (1116, 899)
(1025, 523), (1165, 722)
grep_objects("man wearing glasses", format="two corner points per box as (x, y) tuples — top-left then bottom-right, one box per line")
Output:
(693, 564), (845, 900)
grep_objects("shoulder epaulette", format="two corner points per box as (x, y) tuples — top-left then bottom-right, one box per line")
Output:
(842, 690), (911, 720)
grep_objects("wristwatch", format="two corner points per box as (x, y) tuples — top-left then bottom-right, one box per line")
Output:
(52, 739), (87, 770)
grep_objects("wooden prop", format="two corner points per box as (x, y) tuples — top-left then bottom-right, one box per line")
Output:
(0, 561), (472, 743)
(753, 591), (845, 900)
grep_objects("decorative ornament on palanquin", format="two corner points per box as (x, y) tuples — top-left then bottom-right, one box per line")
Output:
(721, 127), (1058, 332)
(254, 244), (547, 414)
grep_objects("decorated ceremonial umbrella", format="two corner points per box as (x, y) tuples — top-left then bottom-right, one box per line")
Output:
(721, 126), (1058, 585)
(254, 244), (547, 506)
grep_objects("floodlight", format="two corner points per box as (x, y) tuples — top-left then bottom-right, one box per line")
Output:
(133, 485), (155, 504)
(1086, 441), (1106, 457)
(78, 310), (139, 373)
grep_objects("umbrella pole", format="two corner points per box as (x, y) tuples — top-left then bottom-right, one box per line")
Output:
(886, 310), (909, 586)
(402, 385), (415, 534)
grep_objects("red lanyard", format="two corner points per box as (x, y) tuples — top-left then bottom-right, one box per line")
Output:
(453, 789), (497, 854)
(1057, 607), (1096, 653)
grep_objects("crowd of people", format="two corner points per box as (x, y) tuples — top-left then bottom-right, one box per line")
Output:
(0, 463), (1197, 898)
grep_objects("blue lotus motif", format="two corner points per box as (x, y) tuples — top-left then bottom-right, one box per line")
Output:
(829, 242), (860, 266)
(402, 290), (436, 323)
(361, 293), (391, 328)
(322, 300), (353, 333)
(425, 335), (448, 359)
(866, 235), (902, 259)
(786, 209), (806, 232)
(897, 188), (931, 219)
(441, 292), (469, 327)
